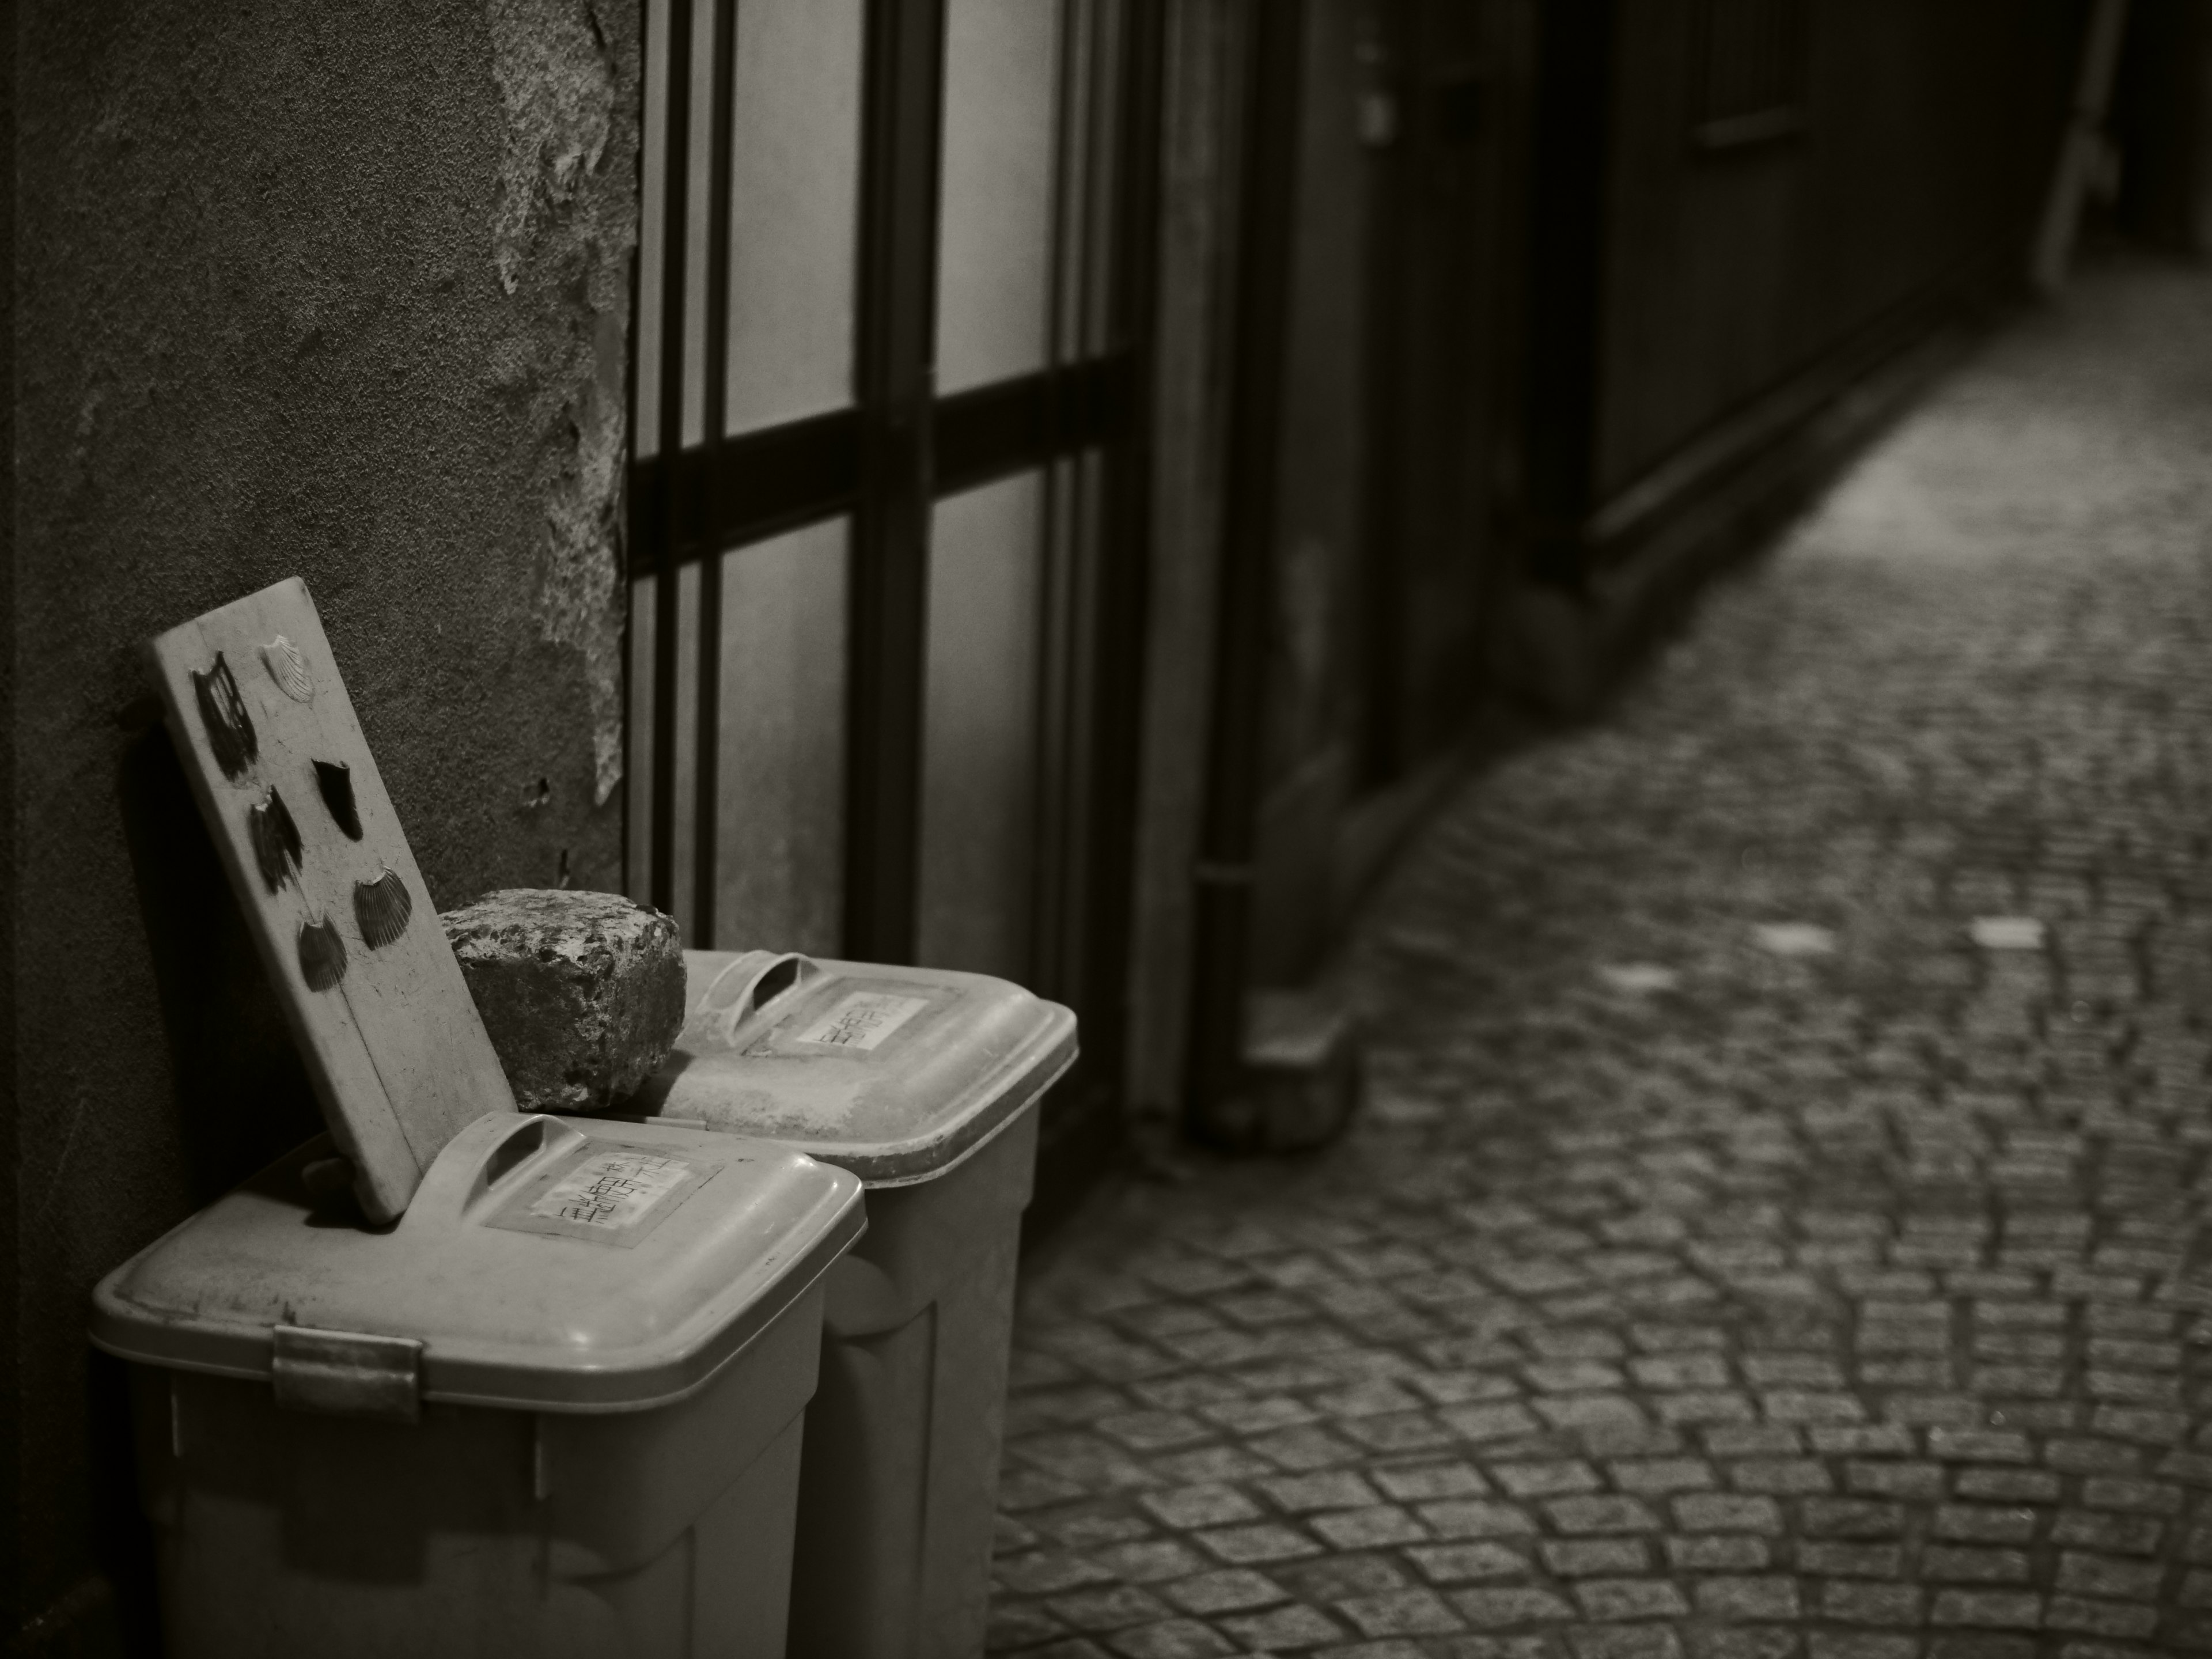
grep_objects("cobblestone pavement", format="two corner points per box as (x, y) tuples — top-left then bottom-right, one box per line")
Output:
(986, 255), (2212, 1659)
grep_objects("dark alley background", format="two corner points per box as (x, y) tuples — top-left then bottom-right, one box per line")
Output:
(7, 1), (2212, 1653)
(987, 241), (2212, 1659)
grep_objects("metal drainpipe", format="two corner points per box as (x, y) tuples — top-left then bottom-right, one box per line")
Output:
(1183, 0), (1307, 1148)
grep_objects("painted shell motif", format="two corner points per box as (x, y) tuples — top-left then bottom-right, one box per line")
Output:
(353, 868), (412, 950)
(298, 916), (348, 992)
(191, 653), (257, 781)
(259, 634), (314, 702)
(315, 759), (363, 840)
(247, 787), (303, 892)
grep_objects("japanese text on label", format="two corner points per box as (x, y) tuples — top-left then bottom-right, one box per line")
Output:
(529, 1150), (696, 1231)
(791, 991), (930, 1051)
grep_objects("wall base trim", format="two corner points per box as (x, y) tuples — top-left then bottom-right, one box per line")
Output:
(1495, 260), (2010, 715)
(12, 1575), (126, 1659)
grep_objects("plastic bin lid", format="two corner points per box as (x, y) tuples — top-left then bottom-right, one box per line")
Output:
(89, 1112), (865, 1412)
(628, 952), (1078, 1187)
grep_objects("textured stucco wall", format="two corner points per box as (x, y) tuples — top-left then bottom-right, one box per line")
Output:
(11, 0), (639, 1641)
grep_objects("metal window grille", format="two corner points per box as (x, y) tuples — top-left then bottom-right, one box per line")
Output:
(624, 0), (1161, 1030)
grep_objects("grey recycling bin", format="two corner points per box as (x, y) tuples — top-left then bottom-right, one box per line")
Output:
(90, 1110), (865, 1658)
(631, 949), (1078, 1659)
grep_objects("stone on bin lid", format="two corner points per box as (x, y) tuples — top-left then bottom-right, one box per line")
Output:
(441, 889), (687, 1114)
(89, 1112), (864, 1412)
(627, 952), (1078, 1186)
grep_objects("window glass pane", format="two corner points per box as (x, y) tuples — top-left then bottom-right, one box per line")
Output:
(918, 473), (1046, 979)
(710, 520), (849, 953)
(936, 0), (1063, 393)
(724, 0), (864, 434)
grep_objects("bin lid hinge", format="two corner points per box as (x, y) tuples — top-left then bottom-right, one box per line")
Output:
(270, 1324), (423, 1424)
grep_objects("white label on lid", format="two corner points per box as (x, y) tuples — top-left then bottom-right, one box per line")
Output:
(790, 990), (930, 1051)
(529, 1149), (697, 1232)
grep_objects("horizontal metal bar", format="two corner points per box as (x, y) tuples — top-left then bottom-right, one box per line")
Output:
(628, 406), (863, 576)
(936, 353), (1132, 494)
(625, 353), (1134, 576)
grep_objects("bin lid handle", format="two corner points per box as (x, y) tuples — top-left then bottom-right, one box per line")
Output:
(460, 1114), (582, 1215)
(687, 951), (822, 1050)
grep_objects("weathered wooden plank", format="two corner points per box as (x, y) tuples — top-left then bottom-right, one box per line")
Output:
(144, 576), (516, 1221)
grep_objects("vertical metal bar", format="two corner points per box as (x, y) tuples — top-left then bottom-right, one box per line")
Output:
(692, 0), (737, 948)
(1356, 0), (1412, 789)
(1051, 449), (1100, 1001)
(0, 0), (17, 1605)
(1047, 0), (1120, 1005)
(1028, 0), (1166, 1245)
(620, 3), (651, 899)
(1184, 0), (1304, 1144)
(844, 0), (948, 964)
(1030, 0), (1078, 991)
(1085, 0), (1127, 358)
(650, 0), (696, 916)
(1033, 0), (1125, 1007)
(1084, 0), (1161, 1005)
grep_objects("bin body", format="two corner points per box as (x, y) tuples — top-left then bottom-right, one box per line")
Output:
(637, 950), (1077, 1659)
(789, 1105), (1036, 1657)
(134, 1300), (816, 1658)
(93, 1113), (865, 1659)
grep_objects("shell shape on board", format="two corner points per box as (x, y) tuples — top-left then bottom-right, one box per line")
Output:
(247, 787), (303, 892)
(259, 634), (315, 702)
(353, 869), (413, 950)
(191, 653), (257, 781)
(298, 916), (348, 992)
(315, 759), (363, 840)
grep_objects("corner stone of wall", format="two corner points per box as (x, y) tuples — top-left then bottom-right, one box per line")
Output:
(490, 0), (640, 807)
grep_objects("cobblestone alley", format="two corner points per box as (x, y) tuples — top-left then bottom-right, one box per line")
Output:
(985, 256), (2212, 1659)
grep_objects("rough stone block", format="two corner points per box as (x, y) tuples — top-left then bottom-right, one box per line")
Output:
(441, 889), (684, 1113)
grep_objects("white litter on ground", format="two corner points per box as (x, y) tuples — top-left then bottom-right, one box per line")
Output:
(1753, 922), (1837, 957)
(1366, 1089), (1445, 1126)
(1969, 915), (2046, 950)
(1599, 963), (1679, 994)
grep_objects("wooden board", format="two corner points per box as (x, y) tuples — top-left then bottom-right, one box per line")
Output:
(145, 577), (516, 1221)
